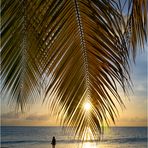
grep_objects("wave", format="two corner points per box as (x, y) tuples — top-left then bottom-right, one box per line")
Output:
(1, 140), (48, 145)
(102, 137), (147, 144)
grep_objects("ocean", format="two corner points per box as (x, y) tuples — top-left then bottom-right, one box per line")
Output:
(1, 126), (147, 148)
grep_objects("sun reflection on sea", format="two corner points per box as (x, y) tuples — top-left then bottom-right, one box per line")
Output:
(82, 142), (98, 148)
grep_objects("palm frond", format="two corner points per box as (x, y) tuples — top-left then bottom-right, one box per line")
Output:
(1, 0), (42, 110)
(1, 0), (147, 140)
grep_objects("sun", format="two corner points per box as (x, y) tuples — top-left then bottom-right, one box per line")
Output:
(84, 102), (91, 111)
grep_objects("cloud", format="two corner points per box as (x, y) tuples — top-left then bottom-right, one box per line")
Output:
(118, 116), (147, 123)
(127, 117), (147, 123)
(1, 111), (22, 119)
(25, 114), (49, 121)
(1, 111), (50, 122)
(1, 111), (58, 126)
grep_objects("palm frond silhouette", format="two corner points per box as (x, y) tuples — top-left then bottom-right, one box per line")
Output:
(1, 0), (147, 139)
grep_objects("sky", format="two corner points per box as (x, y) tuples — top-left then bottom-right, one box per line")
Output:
(1, 45), (147, 127)
(1, 0), (147, 127)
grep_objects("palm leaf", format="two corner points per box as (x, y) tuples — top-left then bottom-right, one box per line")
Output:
(1, 0), (42, 110)
(1, 0), (147, 140)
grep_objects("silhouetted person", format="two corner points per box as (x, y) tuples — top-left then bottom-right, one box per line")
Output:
(51, 136), (56, 148)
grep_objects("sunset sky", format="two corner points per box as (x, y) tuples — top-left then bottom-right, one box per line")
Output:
(1, 45), (147, 127)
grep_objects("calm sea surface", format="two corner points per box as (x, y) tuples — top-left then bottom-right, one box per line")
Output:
(1, 126), (147, 148)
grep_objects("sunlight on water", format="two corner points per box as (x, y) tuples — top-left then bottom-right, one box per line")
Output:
(83, 127), (93, 140)
(82, 142), (97, 148)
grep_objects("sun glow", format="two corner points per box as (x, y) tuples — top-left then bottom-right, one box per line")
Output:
(84, 102), (91, 111)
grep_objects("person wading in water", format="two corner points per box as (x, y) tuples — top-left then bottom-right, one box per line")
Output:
(51, 136), (56, 148)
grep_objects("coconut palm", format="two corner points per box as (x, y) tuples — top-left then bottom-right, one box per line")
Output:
(1, 0), (147, 140)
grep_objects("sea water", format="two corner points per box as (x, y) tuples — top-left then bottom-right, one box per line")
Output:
(1, 126), (147, 148)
